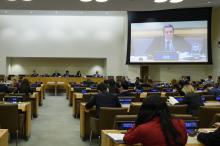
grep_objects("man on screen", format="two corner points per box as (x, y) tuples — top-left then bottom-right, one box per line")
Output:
(147, 24), (191, 60)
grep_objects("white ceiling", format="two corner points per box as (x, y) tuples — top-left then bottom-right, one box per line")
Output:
(0, 0), (219, 11)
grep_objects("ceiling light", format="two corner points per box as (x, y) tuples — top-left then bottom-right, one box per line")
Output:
(8, 0), (16, 1)
(169, 0), (183, 3)
(95, 0), (108, 2)
(154, 0), (167, 3)
(22, 0), (32, 1)
(80, 0), (92, 2)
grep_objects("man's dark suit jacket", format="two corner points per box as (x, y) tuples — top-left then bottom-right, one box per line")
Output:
(177, 93), (204, 116)
(119, 91), (134, 96)
(197, 128), (220, 146)
(0, 84), (8, 92)
(85, 92), (121, 117)
(52, 73), (61, 77)
(147, 36), (191, 55)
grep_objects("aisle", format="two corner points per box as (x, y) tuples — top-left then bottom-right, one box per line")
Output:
(10, 96), (97, 146)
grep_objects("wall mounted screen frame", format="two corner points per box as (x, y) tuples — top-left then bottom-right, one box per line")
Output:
(126, 8), (212, 64)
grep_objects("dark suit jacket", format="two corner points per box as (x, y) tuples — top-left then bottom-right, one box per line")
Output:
(178, 93), (204, 116)
(85, 92), (121, 117)
(197, 128), (220, 146)
(119, 91), (134, 96)
(31, 73), (39, 77)
(147, 36), (191, 56)
(52, 73), (61, 77)
(0, 84), (8, 92)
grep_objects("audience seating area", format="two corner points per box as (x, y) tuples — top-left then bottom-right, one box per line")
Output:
(1, 75), (220, 146)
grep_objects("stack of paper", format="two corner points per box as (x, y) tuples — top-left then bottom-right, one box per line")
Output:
(168, 96), (179, 105)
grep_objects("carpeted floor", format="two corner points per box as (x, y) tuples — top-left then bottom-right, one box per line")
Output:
(9, 95), (98, 146)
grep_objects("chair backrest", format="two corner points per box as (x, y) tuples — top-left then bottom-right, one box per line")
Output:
(210, 113), (220, 127)
(129, 103), (141, 115)
(172, 114), (198, 121)
(113, 115), (137, 129)
(0, 104), (18, 132)
(199, 106), (220, 128)
(160, 96), (167, 102)
(82, 94), (93, 102)
(99, 107), (128, 130)
(147, 92), (161, 97)
(168, 105), (188, 114)
(165, 92), (180, 97)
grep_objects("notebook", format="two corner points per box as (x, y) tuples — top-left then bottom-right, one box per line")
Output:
(168, 96), (179, 105)
(108, 133), (125, 144)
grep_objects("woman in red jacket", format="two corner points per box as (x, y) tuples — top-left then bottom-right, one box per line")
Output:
(124, 95), (187, 146)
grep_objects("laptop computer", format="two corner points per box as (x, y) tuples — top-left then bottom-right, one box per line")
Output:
(4, 95), (23, 103)
(216, 96), (220, 101)
(164, 88), (173, 92)
(118, 96), (134, 108)
(148, 89), (159, 92)
(116, 121), (135, 130)
(174, 96), (185, 102)
(184, 120), (199, 135)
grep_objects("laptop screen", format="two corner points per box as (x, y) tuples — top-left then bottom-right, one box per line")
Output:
(164, 88), (173, 92)
(174, 97), (184, 102)
(117, 122), (135, 130)
(118, 97), (132, 107)
(184, 120), (199, 134)
(216, 96), (220, 101)
(149, 89), (159, 92)
(135, 89), (143, 93)
(4, 96), (23, 103)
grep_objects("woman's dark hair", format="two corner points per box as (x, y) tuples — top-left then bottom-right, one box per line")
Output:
(135, 95), (182, 146)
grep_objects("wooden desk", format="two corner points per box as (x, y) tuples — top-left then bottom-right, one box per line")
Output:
(25, 77), (105, 84)
(69, 88), (74, 106)
(30, 92), (39, 118)
(43, 83), (68, 97)
(0, 129), (8, 146)
(73, 93), (83, 117)
(101, 130), (206, 146)
(139, 92), (168, 98)
(80, 103), (96, 140)
(0, 102), (31, 139)
(73, 92), (97, 118)
(18, 102), (32, 139)
(36, 86), (43, 106)
(204, 101), (220, 106)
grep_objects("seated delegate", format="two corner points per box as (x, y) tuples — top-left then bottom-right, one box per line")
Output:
(176, 81), (204, 116)
(197, 124), (220, 146)
(123, 95), (187, 146)
(85, 83), (121, 117)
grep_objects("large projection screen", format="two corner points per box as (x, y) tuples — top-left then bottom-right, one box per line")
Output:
(130, 21), (208, 63)
(126, 8), (212, 64)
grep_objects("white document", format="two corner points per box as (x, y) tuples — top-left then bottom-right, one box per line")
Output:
(57, 82), (64, 84)
(47, 82), (55, 84)
(108, 133), (124, 141)
(168, 96), (179, 105)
